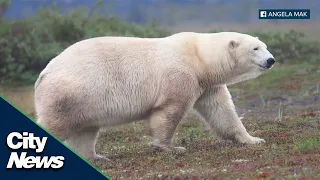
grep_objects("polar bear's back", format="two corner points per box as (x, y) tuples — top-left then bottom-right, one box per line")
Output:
(35, 36), (180, 125)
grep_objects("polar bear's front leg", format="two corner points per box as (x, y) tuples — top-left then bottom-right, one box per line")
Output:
(149, 105), (188, 153)
(194, 85), (265, 144)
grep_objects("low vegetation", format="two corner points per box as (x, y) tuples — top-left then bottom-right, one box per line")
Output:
(0, 5), (169, 85)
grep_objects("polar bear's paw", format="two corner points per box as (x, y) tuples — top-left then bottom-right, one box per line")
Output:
(90, 155), (111, 168)
(91, 154), (110, 163)
(246, 136), (266, 144)
(236, 135), (266, 145)
(172, 146), (187, 153)
(151, 143), (187, 154)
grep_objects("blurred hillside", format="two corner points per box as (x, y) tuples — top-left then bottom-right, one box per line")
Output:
(4, 0), (320, 25)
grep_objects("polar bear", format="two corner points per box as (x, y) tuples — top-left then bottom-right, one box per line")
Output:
(34, 32), (275, 162)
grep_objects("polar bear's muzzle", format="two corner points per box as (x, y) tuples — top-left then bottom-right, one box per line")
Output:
(257, 57), (275, 69)
(264, 57), (275, 69)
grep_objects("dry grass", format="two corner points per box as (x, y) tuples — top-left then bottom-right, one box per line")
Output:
(0, 86), (35, 116)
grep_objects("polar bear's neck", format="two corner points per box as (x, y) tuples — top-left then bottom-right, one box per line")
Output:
(170, 33), (262, 88)
(227, 70), (262, 85)
(190, 34), (261, 86)
(192, 34), (242, 87)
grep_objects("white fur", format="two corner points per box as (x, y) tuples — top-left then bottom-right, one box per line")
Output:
(34, 32), (274, 161)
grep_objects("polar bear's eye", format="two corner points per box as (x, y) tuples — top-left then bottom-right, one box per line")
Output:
(253, 47), (259, 51)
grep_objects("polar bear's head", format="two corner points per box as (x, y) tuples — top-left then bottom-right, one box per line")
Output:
(225, 33), (275, 85)
(229, 35), (275, 70)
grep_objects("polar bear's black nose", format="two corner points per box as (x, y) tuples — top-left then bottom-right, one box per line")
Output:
(267, 58), (275, 66)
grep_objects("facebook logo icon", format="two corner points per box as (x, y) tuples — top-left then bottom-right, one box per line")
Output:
(260, 11), (267, 18)
(259, 9), (310, 19)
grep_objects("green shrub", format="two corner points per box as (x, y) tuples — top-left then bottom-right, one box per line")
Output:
(0, 5), (170, 85)
(249, 30), (320, 64)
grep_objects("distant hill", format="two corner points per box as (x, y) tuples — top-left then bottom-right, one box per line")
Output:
(4, 0), (320, 24)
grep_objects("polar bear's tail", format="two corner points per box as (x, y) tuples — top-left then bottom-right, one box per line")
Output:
(34, 72), (45, 90)
(34, 71), (48, 122)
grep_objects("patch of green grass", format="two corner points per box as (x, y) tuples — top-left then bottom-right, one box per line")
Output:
(232, 63), (320, 92)
(186, 127), (200, 140)
(294, 138), (320, 152)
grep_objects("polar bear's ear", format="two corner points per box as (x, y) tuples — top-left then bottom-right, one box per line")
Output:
(229, 40), (239, 49)
(255, 37), (259, 40)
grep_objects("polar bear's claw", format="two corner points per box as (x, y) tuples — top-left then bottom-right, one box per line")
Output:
(249, 137), (266, 144)
(172, 146), (187, 153)
(240, 136), (266, 144)
(151, 144), (187, 154)
(91, 154), (110, 163)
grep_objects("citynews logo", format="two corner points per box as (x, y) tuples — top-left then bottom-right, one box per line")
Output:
(259, 9), (310, 19)
(6, 132), (65, 169)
